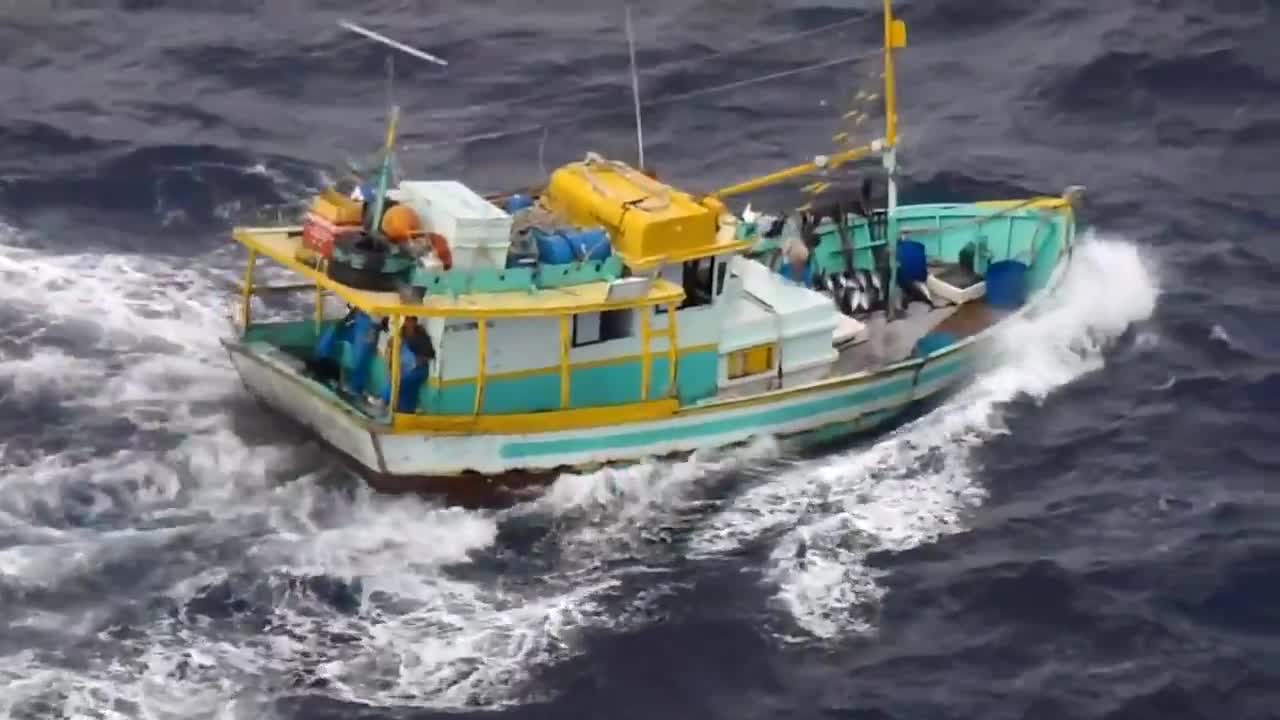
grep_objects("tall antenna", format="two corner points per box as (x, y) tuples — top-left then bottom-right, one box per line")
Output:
(339, 19), (449, 66)
(624, 5), (646, 170)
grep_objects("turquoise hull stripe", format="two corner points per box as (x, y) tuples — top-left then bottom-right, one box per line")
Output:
(422, 350), (720, 414)
(237, 320), (722, 414)
(500, 352), (973, 459)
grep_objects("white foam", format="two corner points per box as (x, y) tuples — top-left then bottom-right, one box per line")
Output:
(690, 231), (1160, 639)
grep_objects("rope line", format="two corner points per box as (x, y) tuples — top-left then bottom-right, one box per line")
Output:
(403, 49), (880, 152)
(411, 14), (874, 123)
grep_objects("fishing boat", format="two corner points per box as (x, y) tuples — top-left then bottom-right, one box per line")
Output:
(223, 0), (1080, 496)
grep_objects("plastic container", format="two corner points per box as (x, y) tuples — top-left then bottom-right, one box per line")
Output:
(562, 228), (612, 261)
(533, 228), (574, 265)
(896, 238), (928, 286)
(505, 194), (534, 213)
(779, 257), (813, 286)
(302, 211), (361, 260)
(984, 259), (1028, 309)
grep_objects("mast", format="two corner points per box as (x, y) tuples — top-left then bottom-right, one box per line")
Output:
(369, 106), (400, 238)
(881, 0), (905, 213)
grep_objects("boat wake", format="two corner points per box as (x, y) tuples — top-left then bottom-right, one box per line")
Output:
(689, 229), (1161, 639)
(0, 220), (1158, 715)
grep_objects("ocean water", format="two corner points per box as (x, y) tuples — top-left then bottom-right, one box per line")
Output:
(0, 1), (1277, 718)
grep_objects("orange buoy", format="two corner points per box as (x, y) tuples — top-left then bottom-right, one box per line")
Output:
(380, 204), (421, 243)
(426, 232), (453, 269)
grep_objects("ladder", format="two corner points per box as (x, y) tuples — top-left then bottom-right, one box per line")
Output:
(640, 305), (680, 401)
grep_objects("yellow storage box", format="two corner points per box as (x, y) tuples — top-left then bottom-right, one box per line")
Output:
(310, 187), (363, 226)
(544, 157), (718, 264)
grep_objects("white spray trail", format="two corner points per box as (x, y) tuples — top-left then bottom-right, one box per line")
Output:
(690, 231), (1160, 639)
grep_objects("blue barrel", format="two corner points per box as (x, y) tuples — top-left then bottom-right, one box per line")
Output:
(780, 258), (813, 286)
(505, 194), (534, 213)
(562, 228), (612, 261)
(985, 259), (1029, 309)
(897, 238), (928, 286)
(533, 228), (575, 265)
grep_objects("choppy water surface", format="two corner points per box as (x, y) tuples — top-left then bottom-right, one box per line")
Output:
(1, 1), (1278, 718)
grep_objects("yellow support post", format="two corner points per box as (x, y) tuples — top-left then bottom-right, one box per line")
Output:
(559, 314), (571, 408)
(474, 318), (488, 416)
(666, 302), (678, 397)
(313, 283), (324, 333)
(883, 0), (899, 147)
(239, 249), (258, 331)
(389, 315), (403, 414)
(639, 307), (651, 401)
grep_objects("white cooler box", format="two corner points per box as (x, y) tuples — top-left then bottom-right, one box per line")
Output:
(398, 180), (514, 269)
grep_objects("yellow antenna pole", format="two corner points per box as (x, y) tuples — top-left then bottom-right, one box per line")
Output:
(368, 105), (400, 236)
(883, 0), (898, 147)
(384, 104), (400, 152)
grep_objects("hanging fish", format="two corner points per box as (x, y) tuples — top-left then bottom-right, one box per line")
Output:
(854, 269), (876, 309)
(850, 271), (867, 300)
(844, 284), (862, 316)
(838, 282), (856, 316)
(828, 273), (845, 307)
(907, 280), (935, 307)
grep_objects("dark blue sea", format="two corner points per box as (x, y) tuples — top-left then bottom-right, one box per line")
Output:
(1, 0), (1277, 718)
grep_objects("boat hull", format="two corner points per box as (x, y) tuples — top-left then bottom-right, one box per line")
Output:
(225, 325), (981, 499)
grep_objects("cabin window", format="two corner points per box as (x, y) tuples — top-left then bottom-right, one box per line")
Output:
(681, 256), (717, 307)
(656, 257), (722, 314)
(573, 309), (632, 347)
(727, 343), (776, 379)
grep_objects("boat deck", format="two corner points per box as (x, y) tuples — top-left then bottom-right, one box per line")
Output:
(829, 299), (1009, 377)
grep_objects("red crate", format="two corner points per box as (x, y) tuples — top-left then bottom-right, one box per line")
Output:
(302, 212), (360, 259)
